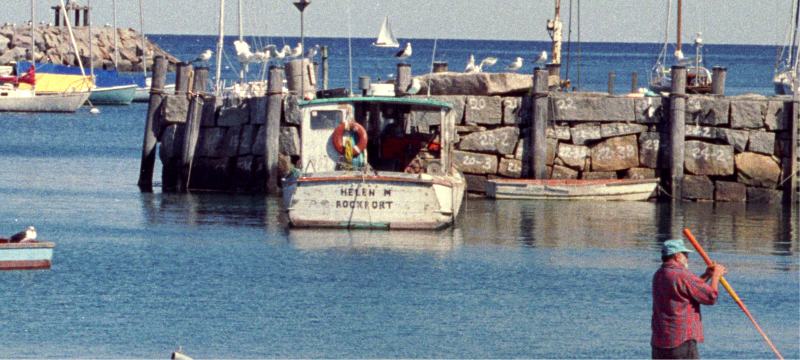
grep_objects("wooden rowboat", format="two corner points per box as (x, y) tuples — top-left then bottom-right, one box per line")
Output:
(0, 240), (55, 270)
(486, 178), (659, 201)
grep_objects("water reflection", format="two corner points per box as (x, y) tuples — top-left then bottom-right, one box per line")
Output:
(287, 228), (463, 254)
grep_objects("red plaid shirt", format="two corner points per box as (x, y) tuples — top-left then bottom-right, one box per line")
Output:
(651, 259), (719, 348)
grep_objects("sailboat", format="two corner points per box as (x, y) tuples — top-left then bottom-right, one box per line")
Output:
(774, 0), (799, 95)
(649, 0), (712, 94)
(372, 16), (399, 48)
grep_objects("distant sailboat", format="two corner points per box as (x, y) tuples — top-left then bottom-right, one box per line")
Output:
(774, 0), (799, 95)
(373, 16), (399, 48)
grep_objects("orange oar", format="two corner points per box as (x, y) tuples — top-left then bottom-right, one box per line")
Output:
(683, 228), (784, 360)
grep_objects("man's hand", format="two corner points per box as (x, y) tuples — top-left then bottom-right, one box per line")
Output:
(710, 263), (727, 279)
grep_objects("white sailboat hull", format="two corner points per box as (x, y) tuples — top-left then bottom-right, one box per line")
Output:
(283, 171), (465, 229)
(0, 91), (89, 113)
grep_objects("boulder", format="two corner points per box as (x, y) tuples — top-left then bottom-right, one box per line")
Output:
(252, 125), (266, 156)
(682, 175), (714, 201)
(464, 96), (503, 125)
(634, 96), (663, 124)
(498, 158), (523, 178)
(714, 181), (746, 202)
(460, 127), (520, 155)
(161, 95), (189, 125)
(414, 72), (533, 96)
(746, 187), (783, 203)
(746, 131), (775, 155)
(547, 125), (571, 140)
(730, 100), (766, 129)
(233, 155), (255, 189)
(413, 95), (466, 124)
(248, 97), (268, 125)
(765, 100), (789, 131)
(200, 96), (220, 127)
(550, 94), (635, 122)
(218, 106), (250, 127)
(590, 135), (639, 172)
(686, 96), (729, 125)
(639, 132), (663, 169)
(551, 164), (579, 179)
(198, 128), (227, 157)
(503, 96), (531, 125)
(684, 141), (734, 176)
(223, 126), (242, 157)
(600, 123), (648, 138)
(557, 143), (589, 170)
(717, 128), (749, 152)
(238, 125), (255, 156)
(283, 95), (301, 125)
(453, 150), (498, 174)
(279, 126), (300, 156)
(624, 167), (656, 179)
(570, 123), (602, 145)
(464, 174), (491, 193)
(735, 152), (781, 188)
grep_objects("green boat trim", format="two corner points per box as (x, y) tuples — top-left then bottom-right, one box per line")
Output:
(299, 96), (453, 110)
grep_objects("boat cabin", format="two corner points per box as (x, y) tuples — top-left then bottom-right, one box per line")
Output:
(294, 97), (456, 176)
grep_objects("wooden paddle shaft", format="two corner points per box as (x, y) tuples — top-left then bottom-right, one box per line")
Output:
(682, 228), (783, 360)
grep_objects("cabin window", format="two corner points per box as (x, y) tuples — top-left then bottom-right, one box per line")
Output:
(310, 110), (343, 130)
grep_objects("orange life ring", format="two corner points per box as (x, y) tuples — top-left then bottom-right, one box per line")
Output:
(332, 121), (368, 156)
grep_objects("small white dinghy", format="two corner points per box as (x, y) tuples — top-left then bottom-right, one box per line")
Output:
(486, 178), (659, 201)
(373, 16), (400, 48)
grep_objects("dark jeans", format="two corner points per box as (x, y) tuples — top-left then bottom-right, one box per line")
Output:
(652, 340), (699, 359)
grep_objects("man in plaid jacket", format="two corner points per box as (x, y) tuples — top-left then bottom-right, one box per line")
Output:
(651, 239), (726, 359)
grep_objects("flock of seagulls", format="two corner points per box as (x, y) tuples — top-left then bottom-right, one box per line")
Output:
(464, 50), (548, 74)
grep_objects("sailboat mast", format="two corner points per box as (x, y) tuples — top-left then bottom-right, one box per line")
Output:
(790, 0), (800, 66)
(552, 0), (562, 65)
(215, 0), (226, 95)
(238, 0), (244, 83)
(30, 0), (35, 63)
(139, 0), (147, 78)
(89, 0), (94, 78)
(113, 0), (119, 68)
(676, 0), (682, 55)
(58, 0), (87, 77)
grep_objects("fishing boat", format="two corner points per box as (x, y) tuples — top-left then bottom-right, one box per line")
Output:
(0, 240), (55, 270)
(774, 0), (800, 95)
(282, 97), (465, 230)
(372, 16), (400, 48)
(486, 178), (659, 201)
(0, 65), (89, 113)
(649, 0), (712, 94)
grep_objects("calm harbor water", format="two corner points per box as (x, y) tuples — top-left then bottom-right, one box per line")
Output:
(0, 38), (798, 358)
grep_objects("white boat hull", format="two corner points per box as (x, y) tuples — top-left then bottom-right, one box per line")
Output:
(283, 171), (465, 229)
(487, 178), (659, 201)
(0, 91), (89, 112)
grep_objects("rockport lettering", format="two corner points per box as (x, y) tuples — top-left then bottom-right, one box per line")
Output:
(335, 200), (393, 209)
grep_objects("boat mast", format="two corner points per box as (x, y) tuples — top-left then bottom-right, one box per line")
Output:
(215, 0), (225, 95)
(676, 0), (682, 58)
(138, 0), (147, 78)
(547, 0), (563, 65)
(30, 0), (35, 64)
(113, 0), (119, 68)
(58, 0), (87, 77)
(238, 0), (244, 83)
(89, 0), (94, 79)
(791, 0), (800, 67)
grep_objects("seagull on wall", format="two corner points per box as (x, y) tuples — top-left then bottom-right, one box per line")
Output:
(477, 56), (498, 72)
(193, 49), (212, 64)
(506, 57), (523, 72)
(465, 54), (477, 73)
(289, 43), (304, 58)
(9, 226), (36, 243)
(534, 50), (548, 66)
(395, 42), (412, 61)
(305, 44), (320, 59)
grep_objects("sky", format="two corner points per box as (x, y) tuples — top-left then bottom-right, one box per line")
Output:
(1, 0), (794, 45)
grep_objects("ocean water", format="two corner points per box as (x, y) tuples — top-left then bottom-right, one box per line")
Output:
(0, 37), (798, 358)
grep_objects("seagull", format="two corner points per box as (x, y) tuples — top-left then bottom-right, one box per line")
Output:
(694, 32), (703, 46)
(269, 44), (290, 60)
(406, 77), (422, 95)
(395, 42), (412, 61)
(674, 49), (685, 61)
(506, 57), (523, 72)
(476, 56), (498, 72)
(9, 226), (36, 243)
(305, 44), (320, 59)
(289, 42), (303, 58)
(465, 54), (477, 73)
(194, 49), (212, 64)
(233, 40), (253, 64)
(253, 50), (270, 63)
(534, 50), (548, 66)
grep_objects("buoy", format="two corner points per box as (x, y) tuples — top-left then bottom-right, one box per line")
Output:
(90, 107), (100, 114)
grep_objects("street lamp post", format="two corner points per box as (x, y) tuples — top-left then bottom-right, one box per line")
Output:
(293, 0), (310, 98)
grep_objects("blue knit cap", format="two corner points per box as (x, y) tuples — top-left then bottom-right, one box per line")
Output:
(662, 239), (694, 257)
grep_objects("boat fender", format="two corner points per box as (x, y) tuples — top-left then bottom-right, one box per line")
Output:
(332, 120), (368, 156)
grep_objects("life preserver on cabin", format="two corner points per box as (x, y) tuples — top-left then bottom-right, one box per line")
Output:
(332, 120), (368, 156)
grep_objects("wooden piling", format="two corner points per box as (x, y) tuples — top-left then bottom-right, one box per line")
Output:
(787, 92), (799, 204)
(174, 62), (193, 95)
(607, 71), (616, 95)
(286, 59), (315, 99)
(137, 56), (167, 192)
(160, 62), (193, 192)
(711, 66), (727, 96)
(321, 46), (329, 90)
(265, 66), (284, 195)
(395, 63), (411, 96)
(433, 61), (448, 73)
(177, 67), (209, 192)
(546, 63), (561, 91)
(668, 66), (687, 201)
(531, 69), (549, 179)
(631, 72), (638, 93)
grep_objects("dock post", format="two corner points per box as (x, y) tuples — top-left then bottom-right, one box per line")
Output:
(286, 58), (315, 99)
(137, 56), (167, 192)
(433, 61), (448, 73)
(787, 89), (799, 204)
(531, 69), (549, 179)
(177, 67), (209, 192)
(668, 66), (687, 201)
(631, 71), (638, 93)
(321, 46), (329, 90)
(607, 71), (616, 95)
(160, 62), (193, 192)
(265, 66), (284, 195)
(395, 63), (411, 96)
(711, 66), (727, 96)
(174, 62), (193, 95)
(546, 63), (561, 91)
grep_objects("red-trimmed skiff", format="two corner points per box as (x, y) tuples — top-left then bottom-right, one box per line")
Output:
(0, 240), (55, 270)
